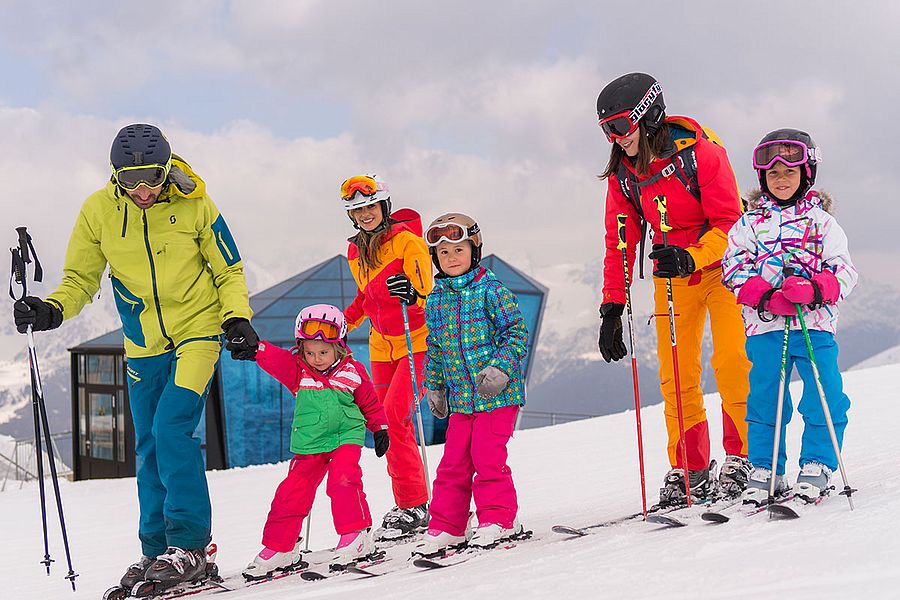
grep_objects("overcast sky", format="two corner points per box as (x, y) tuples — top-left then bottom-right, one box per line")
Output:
(1, 1), (898, 359)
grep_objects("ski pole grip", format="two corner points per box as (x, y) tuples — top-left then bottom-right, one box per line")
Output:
(15, 227), (30, 264)
(616, 214), (627, 250)
(654, 196), (672, 233)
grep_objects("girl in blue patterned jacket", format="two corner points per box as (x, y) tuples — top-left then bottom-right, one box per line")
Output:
(413, 212), (529, 557)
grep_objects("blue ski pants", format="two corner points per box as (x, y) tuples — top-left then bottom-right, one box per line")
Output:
(126, 340), (220, 557)
(745, 328), (850, 475)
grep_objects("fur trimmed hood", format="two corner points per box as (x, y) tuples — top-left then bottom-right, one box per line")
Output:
(745, 188), (834, 214)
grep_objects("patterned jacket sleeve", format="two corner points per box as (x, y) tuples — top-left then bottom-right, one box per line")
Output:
(350, 361), (389, 431)
(423, 295), (445, 390)
(819, 213), (858, 301)
(721, 215), (757, 295)
(485, 282), (528, 377)
(255, 341), (301, 395)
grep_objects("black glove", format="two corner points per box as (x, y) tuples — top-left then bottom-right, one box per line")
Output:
(13, 296), (63, 333)
(648, 244), (695, 278)
(386, 273), (420, 306)
(598, 303), (627, 363)
(374, 428), (390, 457)
(223, 318), (259, 361)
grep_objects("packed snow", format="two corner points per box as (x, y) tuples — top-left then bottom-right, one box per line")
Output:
(1, 364), (898, 599)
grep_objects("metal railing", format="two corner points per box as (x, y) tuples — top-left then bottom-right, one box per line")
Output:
(516, 410), (598, 430)
(0, 431), (73, 491)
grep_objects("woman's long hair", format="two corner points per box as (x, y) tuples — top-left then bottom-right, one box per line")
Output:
(349, 204), (397, 276)
(600, 121), (670, 179)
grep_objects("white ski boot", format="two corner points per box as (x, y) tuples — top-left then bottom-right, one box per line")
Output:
(793, 461), (833, 503)
(242, 543), (304, 580)
(413, 528), (471, 558)
(741, 466), (789, 506)
(331, 529), (376, 567)
(469, 519), (524, 549)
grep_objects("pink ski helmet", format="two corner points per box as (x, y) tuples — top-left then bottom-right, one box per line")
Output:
(295, 304), (348, 346)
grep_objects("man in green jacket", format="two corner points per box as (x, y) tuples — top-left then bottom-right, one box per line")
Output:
(13, 124), (259, 591)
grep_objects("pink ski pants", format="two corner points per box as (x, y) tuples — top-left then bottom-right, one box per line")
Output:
(428, 405), (519, 535)
(261, 444), (371, 552)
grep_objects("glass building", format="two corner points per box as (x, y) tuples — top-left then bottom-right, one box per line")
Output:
(69, 254), (546, 479)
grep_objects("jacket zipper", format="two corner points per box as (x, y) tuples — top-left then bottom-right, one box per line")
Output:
(142, 210), (175, 350)
(121, 202), (128, 237)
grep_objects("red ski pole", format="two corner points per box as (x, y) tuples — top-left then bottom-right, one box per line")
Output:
(617, 214), (648, 518)
(654, 196), (692, 507)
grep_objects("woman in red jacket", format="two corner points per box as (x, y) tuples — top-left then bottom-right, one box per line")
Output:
(595, 73), (751, 506)
(340, 174), (432, 539)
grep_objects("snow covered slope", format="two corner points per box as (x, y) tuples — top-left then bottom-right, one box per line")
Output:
(1, 365), (898, 599)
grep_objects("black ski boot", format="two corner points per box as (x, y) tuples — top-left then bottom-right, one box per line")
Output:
(717, 455), (752, 498)
(101, 556), (156, 600)
(145, 546), (208, 585)
(658, 459), (717, 507)
(374, 503), (429, 541)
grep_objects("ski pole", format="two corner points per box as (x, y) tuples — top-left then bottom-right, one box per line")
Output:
(794, 304), (856, 510)
(10, 227), (78, 589)
(653, 196), (692, 506)
(767, 315), (792, 516)
(400, 302), (432, 502)
(617, 214), (647, 518)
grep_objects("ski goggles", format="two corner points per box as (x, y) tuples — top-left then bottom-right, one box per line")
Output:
(114, 161), (171, 191)
(752, 140), (819, 170)
(298, 319), (342, 342)
(599, 110), (639, 141)
(341, 175), (378, 200)
(424, 221), (480, 247)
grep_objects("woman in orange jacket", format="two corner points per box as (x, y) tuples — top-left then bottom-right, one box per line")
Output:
(340, 174), (432, 539)
(595, 73), (751, 506)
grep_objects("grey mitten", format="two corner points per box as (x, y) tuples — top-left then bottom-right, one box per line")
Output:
(426, 389), (449, 419)
(475, 366), (509, 398)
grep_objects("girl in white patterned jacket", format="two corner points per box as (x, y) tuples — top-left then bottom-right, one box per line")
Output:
(722, 128), (857, 507)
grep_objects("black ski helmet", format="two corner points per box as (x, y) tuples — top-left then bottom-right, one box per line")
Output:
(110, 124), (171, 170)
(596, 72), (666, 133)
(754, 128), (818, 201)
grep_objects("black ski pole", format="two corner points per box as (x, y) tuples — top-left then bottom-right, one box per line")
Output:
(10, 227), (78, 590)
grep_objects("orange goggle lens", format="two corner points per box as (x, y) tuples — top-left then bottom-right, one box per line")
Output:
(300, 319), (340, 340)
(341, 175), (378, 200)
(425, 223), (469, 247)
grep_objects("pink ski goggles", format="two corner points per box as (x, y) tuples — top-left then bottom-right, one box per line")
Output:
(752, 140), (819, 170)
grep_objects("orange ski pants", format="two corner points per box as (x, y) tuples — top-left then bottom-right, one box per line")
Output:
(653, 268), (750, 471)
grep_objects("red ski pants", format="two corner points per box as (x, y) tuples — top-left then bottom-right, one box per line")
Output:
(370, 353), (429, 508)
(428, 406), (519, 535)
(261, 444), (371, 552)
(653, 268), (750, 471)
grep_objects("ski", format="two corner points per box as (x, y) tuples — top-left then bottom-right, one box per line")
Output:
(645, 497), (744, 528)
(412, 530), (533, 570)
(767, 490), (832, 520)
(701, 495), (792, 523)
(300, 550), (388, 582)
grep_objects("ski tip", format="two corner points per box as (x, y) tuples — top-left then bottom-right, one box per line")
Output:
(300, 570), (329, 581)
(767, 504), (800, 520)
(413, 558), (447, 569)
(551, 525), (586, 537)
(700, 512), (730, 524)
(646, 514), (686, 527)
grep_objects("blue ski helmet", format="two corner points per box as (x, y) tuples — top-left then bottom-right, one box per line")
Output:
(110, 124), (171, 170)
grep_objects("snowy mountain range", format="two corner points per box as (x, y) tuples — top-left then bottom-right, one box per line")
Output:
(0, 263), (897, 458)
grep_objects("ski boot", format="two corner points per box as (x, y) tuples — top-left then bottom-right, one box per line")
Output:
(130, 544), (219, 597)
(741, 466), (790, 506)
(242, 540), (306, 581)
(101, 555), (156, 599)
(469, 519), (527, 549)
(658, 459), (717, 507)
(412, 527), (472, 558)
(793, 461), (833, 503)
(374, 502), (429, 541)
(717, 455), (752, 498)
(330, 529), (379, 570)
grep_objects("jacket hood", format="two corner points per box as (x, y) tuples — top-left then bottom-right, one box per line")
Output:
(745, 188), (833, 214)
(348, 207), (424, 244)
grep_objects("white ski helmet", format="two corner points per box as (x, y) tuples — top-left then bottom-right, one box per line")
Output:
(340, 174), (391, 211)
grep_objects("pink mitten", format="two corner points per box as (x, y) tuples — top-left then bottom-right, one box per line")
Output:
(812, 270), (840, 305)
(766, 290), (798, 316)
(737, 276), (772, 308)
(781, 276), (815, 304)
